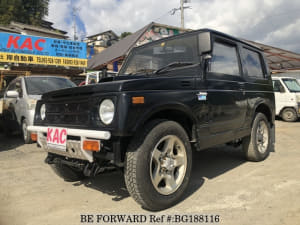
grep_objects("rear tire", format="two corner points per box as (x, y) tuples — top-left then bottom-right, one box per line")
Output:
(281, 108), (297, 122)
(243, 113), (271, 162)
(124, 120), (192, 211)
(50, 163), (85, 182)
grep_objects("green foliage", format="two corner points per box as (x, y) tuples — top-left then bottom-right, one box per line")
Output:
(0, 0), (49, 26)
(120, 32), (132, 39)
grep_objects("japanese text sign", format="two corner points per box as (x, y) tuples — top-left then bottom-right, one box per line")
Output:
(0, 32), (87, 67)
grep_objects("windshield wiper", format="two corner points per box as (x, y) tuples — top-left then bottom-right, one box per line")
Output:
(129, 68), (156, 75)
(155, 62), (196, 74)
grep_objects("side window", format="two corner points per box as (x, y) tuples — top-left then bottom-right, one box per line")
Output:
(243, 48), (264, 78)
(272, 80), (285, 92)
(209, 41), (240, 76)
(15, 79), (23, 97)
(7, 81), (16, 91)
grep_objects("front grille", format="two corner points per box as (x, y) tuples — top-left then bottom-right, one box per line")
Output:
(46, 101), (90, 125)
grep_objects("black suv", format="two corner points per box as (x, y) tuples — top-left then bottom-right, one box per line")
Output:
(29, 29), (275, 211)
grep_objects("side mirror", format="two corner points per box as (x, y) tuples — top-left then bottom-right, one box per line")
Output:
(6, 90), (19, 98)
(198, 32), (212, 55)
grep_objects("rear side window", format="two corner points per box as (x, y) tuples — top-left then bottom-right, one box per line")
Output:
(243, 48), (264, 78)
(209, 42), (240, 76)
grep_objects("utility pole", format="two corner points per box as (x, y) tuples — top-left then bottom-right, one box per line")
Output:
(170, 0), (191, 29)
(72, 6), (80, 41)
(180, 0), (184, 28)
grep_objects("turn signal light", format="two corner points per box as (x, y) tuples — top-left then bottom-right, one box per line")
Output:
(83, 140), (100, 152)
(31, 133), (37, 141)
(132, 96), (144, 104)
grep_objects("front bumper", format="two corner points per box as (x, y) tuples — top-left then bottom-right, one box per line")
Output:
(28, 126), (111, 162)
(26, 109), (35, 128)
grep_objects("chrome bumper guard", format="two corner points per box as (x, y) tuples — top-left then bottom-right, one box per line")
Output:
(28, 126), (111, 162)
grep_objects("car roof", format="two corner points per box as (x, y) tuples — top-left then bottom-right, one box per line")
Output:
(272, 76), (297, 80)
(132, 28), (262, 52)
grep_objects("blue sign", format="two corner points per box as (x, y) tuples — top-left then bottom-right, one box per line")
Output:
(0, 32), (86, 59)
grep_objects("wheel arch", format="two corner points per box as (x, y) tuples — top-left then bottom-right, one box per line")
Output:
(134, 105), (197, 142)
(21, 116), (26, 122)
(254, 103), (273, 126)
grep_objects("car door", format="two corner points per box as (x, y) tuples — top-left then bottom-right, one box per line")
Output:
(205, 37), (247, 135)
(13, 78), (26, 124)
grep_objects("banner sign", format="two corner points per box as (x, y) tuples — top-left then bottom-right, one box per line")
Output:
(0, 32), (87, 67)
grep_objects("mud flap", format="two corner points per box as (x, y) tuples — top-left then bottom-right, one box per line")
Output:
(270, 124), (275, 152)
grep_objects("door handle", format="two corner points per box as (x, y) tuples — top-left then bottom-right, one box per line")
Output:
(238, 82), (245, 90)
(238, 82), (245, 95)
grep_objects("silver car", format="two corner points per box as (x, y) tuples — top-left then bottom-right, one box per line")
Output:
(2, 76), (76, 143)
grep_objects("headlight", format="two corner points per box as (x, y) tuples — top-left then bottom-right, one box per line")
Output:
(40, 104), (46, 120)
(296, 95), (300, 103)
(99, 99), (115, 125)
(27, 99), (37, 110)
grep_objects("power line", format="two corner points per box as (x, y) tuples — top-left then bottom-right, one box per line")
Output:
(154, 1), (191, 28)
(153, 9), (177, 22)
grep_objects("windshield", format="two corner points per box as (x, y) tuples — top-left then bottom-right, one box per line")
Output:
(282, 78), (300, 92)
(119, 34), (199, 75)
(25, 77), (76, 95)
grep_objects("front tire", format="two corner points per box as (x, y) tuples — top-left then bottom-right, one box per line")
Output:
(281, 108), (297, 122)
(243, 113), (271, 161)
(124, 120), (192, 211)
(22, 119), (32, 144)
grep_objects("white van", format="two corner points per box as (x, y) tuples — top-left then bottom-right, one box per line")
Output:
(85, 71), (117, 85)
(272, 76), (300, 122)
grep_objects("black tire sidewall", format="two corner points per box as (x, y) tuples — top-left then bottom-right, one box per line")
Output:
(127, 121), (192, 210)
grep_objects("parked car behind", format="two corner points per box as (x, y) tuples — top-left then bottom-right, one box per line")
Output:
(2, 76), (76, 143)
(272, 76), (300, 122)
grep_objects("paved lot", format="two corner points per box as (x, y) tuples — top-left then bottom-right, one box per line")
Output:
(0, 120), (300, 225)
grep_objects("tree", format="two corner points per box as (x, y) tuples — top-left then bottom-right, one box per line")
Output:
(0, 0), (49, 26)
(120, 32), (132, 39)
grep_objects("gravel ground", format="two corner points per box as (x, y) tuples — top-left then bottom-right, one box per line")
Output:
(0, 120), (299, 225)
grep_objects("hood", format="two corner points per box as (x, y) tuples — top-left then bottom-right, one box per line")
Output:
(28, 95), (42, 100)
(41, 75), (194, 100)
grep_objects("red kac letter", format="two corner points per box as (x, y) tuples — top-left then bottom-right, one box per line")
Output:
(34, 39), (46, 51)
(6, 36), (20, 49)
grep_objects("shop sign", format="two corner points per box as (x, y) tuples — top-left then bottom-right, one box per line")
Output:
(0, 32), (87, 67)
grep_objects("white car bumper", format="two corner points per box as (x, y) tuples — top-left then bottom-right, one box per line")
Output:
(28, 126), (111, 162)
